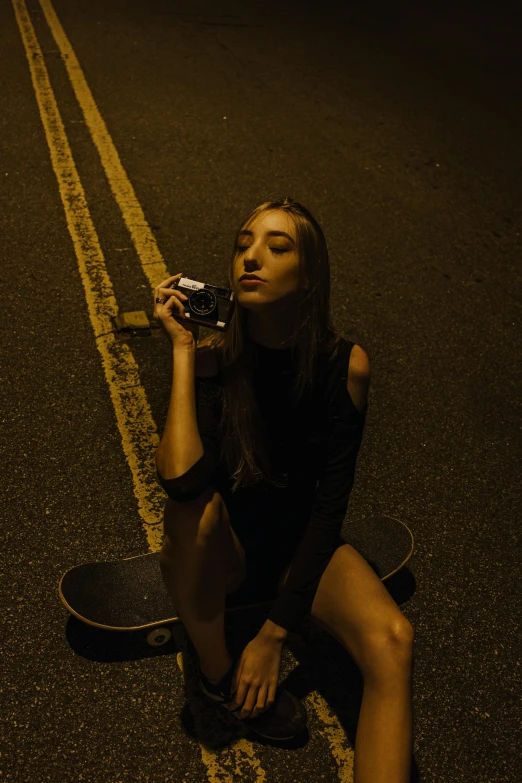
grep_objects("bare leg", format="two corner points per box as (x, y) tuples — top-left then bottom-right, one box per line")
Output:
(354, 653), (413, 783)
(309, 544), (414, 782)
(159, 487), (246, 682)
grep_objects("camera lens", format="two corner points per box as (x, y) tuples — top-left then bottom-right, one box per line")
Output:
(189, 290), (216, 316)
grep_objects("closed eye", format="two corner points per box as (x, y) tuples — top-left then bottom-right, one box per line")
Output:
(236, 245), (288, 255)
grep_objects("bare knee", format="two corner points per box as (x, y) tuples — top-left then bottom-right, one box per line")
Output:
(163, 486), (222, 544)
(360, 619), (414, 679)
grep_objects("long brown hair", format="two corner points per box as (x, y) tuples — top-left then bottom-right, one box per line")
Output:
(197, 197), (341, 492)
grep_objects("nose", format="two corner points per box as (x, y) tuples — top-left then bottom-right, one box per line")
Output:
(243, 250), (262, 273)
(243, 245), (257, 262)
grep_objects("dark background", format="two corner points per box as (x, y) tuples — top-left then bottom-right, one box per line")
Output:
(2, 1), (520, 780)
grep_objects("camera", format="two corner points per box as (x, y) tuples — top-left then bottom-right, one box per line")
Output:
(172, 277), (235, 332)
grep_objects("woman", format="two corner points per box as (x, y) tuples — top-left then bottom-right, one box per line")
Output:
(154, 198), (413, 781)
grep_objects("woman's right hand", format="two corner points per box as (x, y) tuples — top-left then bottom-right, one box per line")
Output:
(153, 273), (200, 349)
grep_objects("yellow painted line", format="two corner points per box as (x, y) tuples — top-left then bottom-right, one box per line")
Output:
(37, 0), (169, 291)
(306, 691), (355, 781)
(12, 0), (164, 550)
(177, 653), (267, 783)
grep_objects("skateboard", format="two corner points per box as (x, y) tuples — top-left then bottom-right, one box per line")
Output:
(59, 515), (414, 647)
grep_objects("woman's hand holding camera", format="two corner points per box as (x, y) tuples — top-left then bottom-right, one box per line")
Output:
(154, 273), (200, 349)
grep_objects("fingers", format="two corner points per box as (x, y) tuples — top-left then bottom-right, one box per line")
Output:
(232, 683), (260, 720)
(267, 680), (277, 710)
(228, 680), (271, 720)
(250, 684), (269, 719)
(152, 272), (200, 346)
(155, 272), (183, 294)
(153, 273), (187, 320)
(225, 644), (281, 720)
(153, 272), (183, 305)
(159, 287), (188, 315)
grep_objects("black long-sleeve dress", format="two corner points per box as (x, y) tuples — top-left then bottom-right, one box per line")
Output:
(157, 336), (367, 634)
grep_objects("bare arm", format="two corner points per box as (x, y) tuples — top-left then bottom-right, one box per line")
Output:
(155, 345), (204, 480)
(152, 272), (205, 481)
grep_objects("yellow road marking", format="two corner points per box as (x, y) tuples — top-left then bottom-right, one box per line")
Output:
(177, 653), (267, 783)
(306, 692), (355, 781)
(37, 0), (169, 291)
(12, 0), (164, 550)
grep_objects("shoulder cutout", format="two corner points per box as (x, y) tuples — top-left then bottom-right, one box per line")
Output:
(195, 347), (218, 378)
(347, 344), (370, 414)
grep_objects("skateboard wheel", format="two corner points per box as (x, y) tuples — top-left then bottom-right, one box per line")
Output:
(147, 627), (172, 647)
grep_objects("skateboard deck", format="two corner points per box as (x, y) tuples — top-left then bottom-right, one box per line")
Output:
(59, 515), (413, 646)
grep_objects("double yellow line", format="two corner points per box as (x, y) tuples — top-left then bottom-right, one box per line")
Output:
(13, 0), (166, 550)
(13, 1), (355, 778)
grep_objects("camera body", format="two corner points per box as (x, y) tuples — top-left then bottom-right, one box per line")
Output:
(173, 277), (235, 332)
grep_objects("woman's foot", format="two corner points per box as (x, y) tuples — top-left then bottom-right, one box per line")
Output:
(197, 656), (307, 741)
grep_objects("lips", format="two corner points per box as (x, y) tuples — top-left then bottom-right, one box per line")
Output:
(240, 275), (264, 282)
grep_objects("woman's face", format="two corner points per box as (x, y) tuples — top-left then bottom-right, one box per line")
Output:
(232, 210), (302, 312)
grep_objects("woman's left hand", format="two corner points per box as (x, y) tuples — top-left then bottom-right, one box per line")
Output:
(226, 631), (284, 719)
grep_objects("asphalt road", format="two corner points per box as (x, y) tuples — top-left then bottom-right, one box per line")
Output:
(1, 1), (521, 781)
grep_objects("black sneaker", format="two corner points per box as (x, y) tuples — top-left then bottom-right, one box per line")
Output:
(197, 657), (307, 741)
